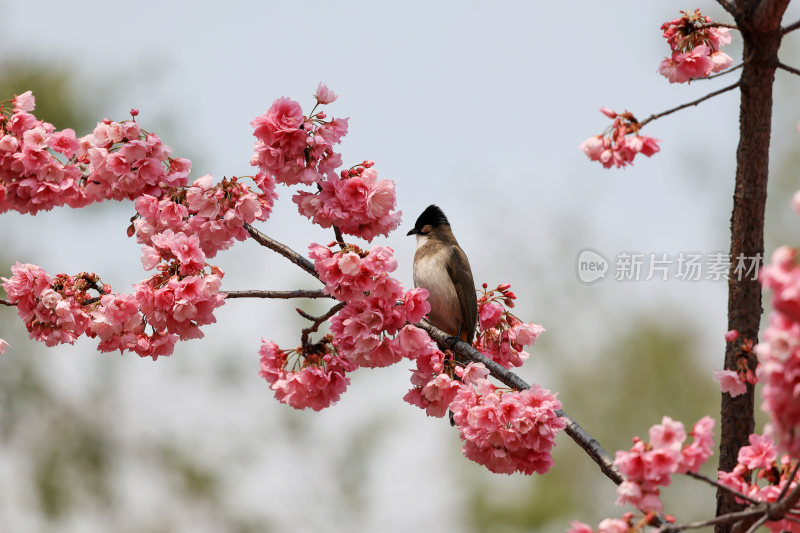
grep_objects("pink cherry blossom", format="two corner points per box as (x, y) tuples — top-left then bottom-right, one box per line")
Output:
(258, 340), (354, 411)
(567, 521), (596, 533)
(13, 90), (35, 112)
(658, 10), (734, 83)
(315, 83), (337, 104)
(580, 109), (660, 168)
(713, 369), (747, 397)
(738, 433), (778, 470)
(649, 416), (686, 451)
(613, 416), (714, 512)
(450, 380), (566, 475)
(0, 338), (9, 354)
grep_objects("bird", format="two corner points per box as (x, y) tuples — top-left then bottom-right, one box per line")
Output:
(407, 204), (477, 345)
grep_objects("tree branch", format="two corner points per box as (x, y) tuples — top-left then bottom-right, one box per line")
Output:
(299, 302), (346, 350)
(691, 63), (744, 82)
(775, 461), (800, 503)
(224, 289), (333, 300)
(638, 82), (740, 128)
(767, 472), (800, 522)
(777, 62), (800, 77)
(783, 19), (800, 34)
(741, 514), (767, 533)
(660, 507), (764, 533)
(333, 225), (345, 250)
(686, 472), (760, 505)
(417, 319), (624, 486)
(0, 298), (13, 306)
(243, 223), (319, 280)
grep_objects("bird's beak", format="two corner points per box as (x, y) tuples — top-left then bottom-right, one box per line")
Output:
(406, 228), (417, 236)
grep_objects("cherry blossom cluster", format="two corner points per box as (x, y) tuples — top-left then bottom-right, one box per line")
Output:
(475, 283), (544, 369)
(613, 416), (715, 513)
(0, 91), (191, 215)
(1, 261), (225, 359)
(1, 263), (99, 346)
(580, 108), (660, 169)
(250, 85), (401, 241)
(658, 9), (734, 84)
(1, 91), (87, 214)
(133, 172), (277, 261)
(404, 350), (565, 474)
(757, 244), (800, 457)
(402, 331), (460, 417)
(717, 433), (800, 533)
(568, 513), (668, 533)
(258, 338), (354, 411)
(713, 329), (757, 397)
(308, 241), (430, 367)
(450, 366), (566, 475)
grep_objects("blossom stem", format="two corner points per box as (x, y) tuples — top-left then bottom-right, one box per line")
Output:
(243, 223), (319, 280)
(417, 319), (624, 485)
(698, 21), (739, 29)
(638, 82), (740, 128)
(224, 289), (333, 300)
(333, 225), (346, 250)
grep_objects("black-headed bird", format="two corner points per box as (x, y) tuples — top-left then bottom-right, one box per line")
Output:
(407, 205), (477, 344)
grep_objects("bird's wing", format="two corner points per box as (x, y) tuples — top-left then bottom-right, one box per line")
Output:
(446, 247), (478, 344)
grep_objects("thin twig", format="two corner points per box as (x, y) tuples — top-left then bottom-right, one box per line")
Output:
(686, 471), (760, 505)
(243, 223), (319, 280)
(783, 18), (800, 34)
(224, 289), (332, 300)
(417, 319), (624, 486)
(778, 62), (800, 77)
(698, 21), (739, 30)
(659, 507), (764, 532)
(1, 298), (14, 306)
(299, 302), (346, 350)
(638, 82), (740, 128)
(776, 461), (800, 502)
(333, 225), (346, 250)
(769, 473), (800, 521)
(690, 62), (743, 82)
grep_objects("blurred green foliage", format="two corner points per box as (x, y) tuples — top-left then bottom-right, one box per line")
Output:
(0, 60), (96, 132)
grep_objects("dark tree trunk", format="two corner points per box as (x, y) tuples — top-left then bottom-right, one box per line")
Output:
(716, 1), (789, 530)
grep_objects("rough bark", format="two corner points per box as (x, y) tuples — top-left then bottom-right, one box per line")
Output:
(716, 1), (790, 529)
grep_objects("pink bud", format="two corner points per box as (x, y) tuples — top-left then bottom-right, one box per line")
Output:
(724, 329), (740, 342)
(316, 112), (326, 119)
(363, 160), (375, 168)
(599, 107), (618, 119)
(130, 108), (139, 117)
(340, 170), (349, 179)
